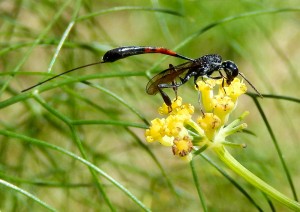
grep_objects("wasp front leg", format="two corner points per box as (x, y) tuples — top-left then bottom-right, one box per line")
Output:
(208, 71), (227, 93)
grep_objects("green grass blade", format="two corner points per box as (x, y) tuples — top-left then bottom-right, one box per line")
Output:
(0, 179), (57, 211)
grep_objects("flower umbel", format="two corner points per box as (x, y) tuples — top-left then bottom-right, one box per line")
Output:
(145, 78), (300, 211)
(145, 97), (195, 160)
(145, 78), (247, 161)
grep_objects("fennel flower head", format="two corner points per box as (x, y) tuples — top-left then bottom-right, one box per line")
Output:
(145, 78), (248, 161)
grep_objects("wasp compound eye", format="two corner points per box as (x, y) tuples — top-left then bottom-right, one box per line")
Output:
(222, 61), (239, 84)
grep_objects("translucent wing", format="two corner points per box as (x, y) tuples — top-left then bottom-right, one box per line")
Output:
(146, 61), (199, 95)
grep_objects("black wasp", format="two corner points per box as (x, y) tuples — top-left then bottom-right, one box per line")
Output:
(22, 46), (262, 110)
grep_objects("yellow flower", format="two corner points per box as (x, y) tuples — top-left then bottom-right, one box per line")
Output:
(145, 77), (249, 161)
(196, 79), (216, 112)
(172, 136), (193, 157)
(220, 78), (247, 101)
(145, 97), (195, 160)
(211, 95), (235, 125)
(158, 96), (194, 118)
(145, 118), (166, 143)
(197, 113), (221, 140)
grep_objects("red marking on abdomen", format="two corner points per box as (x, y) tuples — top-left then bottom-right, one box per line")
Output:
(144, 47), (177, 56)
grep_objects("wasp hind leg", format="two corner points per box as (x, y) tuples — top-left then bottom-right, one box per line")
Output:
(158, 88), (172, 112)
(168, 64), (179, 100)
(157, 82), (181, 109)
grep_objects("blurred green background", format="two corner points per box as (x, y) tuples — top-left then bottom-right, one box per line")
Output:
(0, 0), (299, 211)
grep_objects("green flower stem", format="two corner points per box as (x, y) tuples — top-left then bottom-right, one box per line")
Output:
(213, 145), (300, 211)
(186, 120), (205, 137)
(218, 123), (247, 138)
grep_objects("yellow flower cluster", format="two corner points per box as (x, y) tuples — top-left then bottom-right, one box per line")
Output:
(145, 97), (194, 160)
(145, 78), (247, 161)
(196, 78), (246, 125)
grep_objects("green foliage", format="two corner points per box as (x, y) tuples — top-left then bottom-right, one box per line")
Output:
(0, 0), (299, 211)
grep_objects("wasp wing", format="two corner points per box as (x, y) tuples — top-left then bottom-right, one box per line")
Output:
(146, 61), (199, 95)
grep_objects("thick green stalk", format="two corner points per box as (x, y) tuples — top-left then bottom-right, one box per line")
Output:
(213, 146), (300, 211)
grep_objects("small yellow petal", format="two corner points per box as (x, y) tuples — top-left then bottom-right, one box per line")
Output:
(196, 79), (219, 112)
(197, 113), (221, 140)
(196, 79), (217, 91)
(212, 95), (235, 124)
(222, 78), (247, 101)
(158, 97), (183, 115)
(145, 118), (165, 143)
(160, 135), (174, 146)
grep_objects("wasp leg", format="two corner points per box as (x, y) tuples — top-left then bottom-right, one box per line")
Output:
(209, 76), (223, 80)
(180, 71), (197, 85)
(171, 81), (178, 100)
(169, 64), (178, 100)
(208, 71), (227, 94)
(157, 83), (181, 89)
(157, 82), (181, 112)
(194, 79), (205, 115)
(158, 88), (172, 112)
(209, 75), (224, 90)
(193, 75), (200, 88)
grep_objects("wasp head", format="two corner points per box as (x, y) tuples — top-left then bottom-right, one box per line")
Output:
(221, 61), (239, 85)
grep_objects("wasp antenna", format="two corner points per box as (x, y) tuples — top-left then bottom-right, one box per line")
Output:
(239, 72), (263, 98)
(21, 61), (103, 92)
